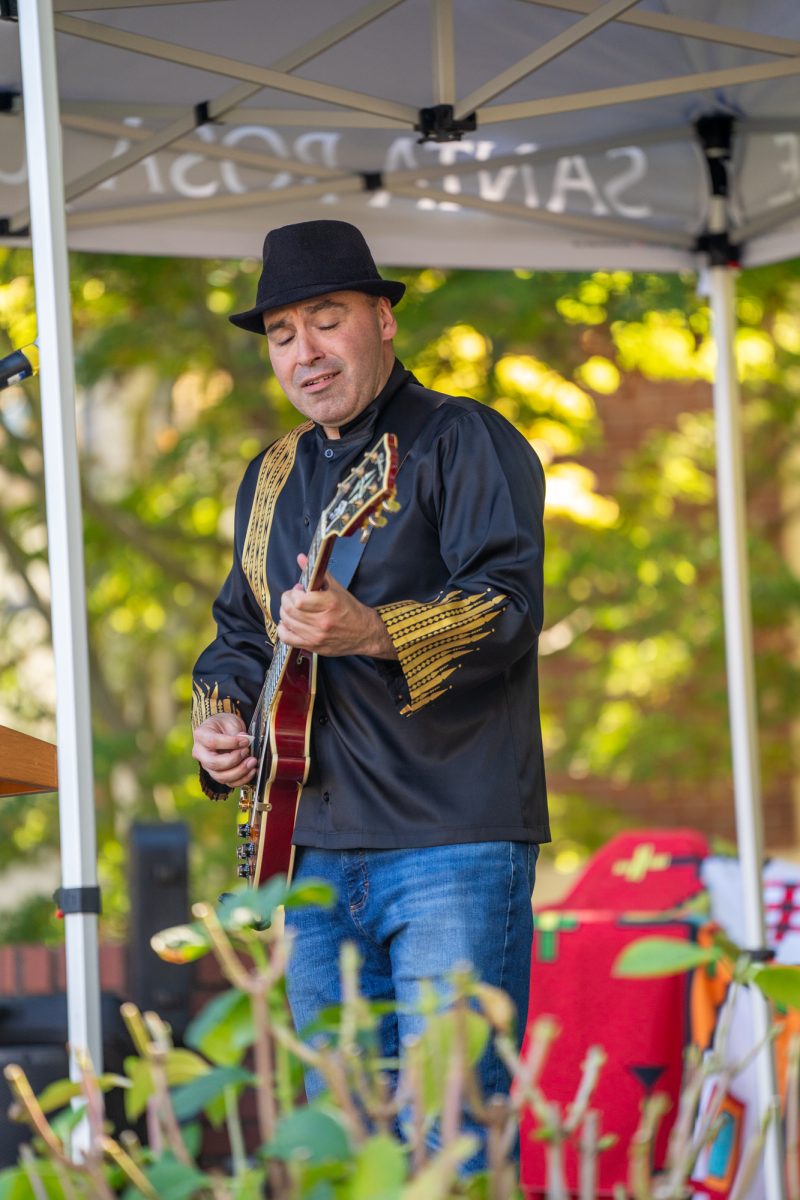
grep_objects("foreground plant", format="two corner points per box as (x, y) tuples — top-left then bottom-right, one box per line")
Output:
(615, 927), (795, 1200)
(1, 878), (543, 1199)
(1, 884), (781, 1199)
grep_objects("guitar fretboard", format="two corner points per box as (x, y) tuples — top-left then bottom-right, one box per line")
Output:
(250, 520), (328, 746)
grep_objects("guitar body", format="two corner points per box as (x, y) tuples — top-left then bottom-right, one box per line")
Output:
(234, 433), (398, 889)
(239, 648), (317, 886)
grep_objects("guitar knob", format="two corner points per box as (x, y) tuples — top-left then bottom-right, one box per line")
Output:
(237, 823), (251, 839)
(237, 844), (255, 860)
(237, 864), (252, 879)
(368, 512), (387, 528)
(384, 498), (401, 513)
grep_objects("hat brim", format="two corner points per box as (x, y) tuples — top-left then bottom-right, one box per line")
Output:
(229, 278), (406, 334)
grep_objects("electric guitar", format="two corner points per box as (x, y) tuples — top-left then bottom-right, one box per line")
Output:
(235, 432), (399, 886)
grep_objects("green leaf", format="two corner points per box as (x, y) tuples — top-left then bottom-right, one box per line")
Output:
(230, 1169), (268, 1200)
(184, 987), (253, 1067)
(164, 1048), (212, 1087)
(124, 1057), (153, 1122)
(33, 1072), (130, 1117)
(304, 1186), (334, 1200)
(401, 1135), (477, 1199)
(753, 965), (800, 1011)
(613, 937), (718, 978)
(0, 1169), (33, 1200)
(181, 1121), (203, 1159)
(263, 1106), (352, 1165)
(150, 922), (212, 964)
(284, 879), (337, 910)
(411, 1010), (489, 1118)
(350, 1135), (407, 1200)
(125, 1042), (208, 1123)
(142, 1155), (212, 1200)
(0, 1163), (65, 1200)
(219, 878), (288, 930)
(32, 1077), (82, 1115)
(49, 1101), (88, 1142)
(170, 1065), (253, 1122)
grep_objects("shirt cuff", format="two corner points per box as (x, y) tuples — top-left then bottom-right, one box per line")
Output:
(376, 589), (507, 714)
(199, 767), (231, 802)
(191, 680), (243, 729)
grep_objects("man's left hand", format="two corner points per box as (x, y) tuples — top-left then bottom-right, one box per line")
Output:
(278, 554), (397, 659)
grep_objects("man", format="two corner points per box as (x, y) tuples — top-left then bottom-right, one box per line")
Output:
(191, 219), (548, 1161)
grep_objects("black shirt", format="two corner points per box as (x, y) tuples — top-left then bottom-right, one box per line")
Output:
(192, 360), (549, 847)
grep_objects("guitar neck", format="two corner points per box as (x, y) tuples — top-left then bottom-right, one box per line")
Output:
(256, 521), (336, 725)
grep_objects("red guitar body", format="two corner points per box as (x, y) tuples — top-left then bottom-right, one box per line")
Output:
(241, 649), (317, 886)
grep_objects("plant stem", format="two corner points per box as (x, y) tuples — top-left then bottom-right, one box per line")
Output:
(441, 999), (466, 1148)
(251, 981), (289, 1198)
(728, 1101), (776, 1200)
(143, 1027), (194, 1166)
(565, 1047), (606, 1135)
(19, 1148), (49, 1200)
(100, 1135), (158, 1199)
(578, 1110), (599, 1200)
(251, 982), (278, 1146)
(787, 1033), (800, 1200)
(544, 1102), (566, 1200)
(225, 1084), (248, 1176)
(629, 1093), (669, 1200)
(4, 1065), (68, 1160)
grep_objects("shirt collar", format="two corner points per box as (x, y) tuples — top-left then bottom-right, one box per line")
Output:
(315, 358), (410, 446)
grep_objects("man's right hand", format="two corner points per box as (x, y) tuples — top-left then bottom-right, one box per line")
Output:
(192, 713), (258, 788)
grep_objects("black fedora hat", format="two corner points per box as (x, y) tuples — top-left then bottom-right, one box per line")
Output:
(229, 220), (406, 334)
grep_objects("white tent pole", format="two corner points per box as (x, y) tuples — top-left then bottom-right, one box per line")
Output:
(708, 261), (784, 1200)
(18, 0), (103, 1097)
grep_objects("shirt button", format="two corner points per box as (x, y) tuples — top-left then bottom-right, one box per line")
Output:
(324, 448), (335, 459)
(318, 713), (329, 725)
(322, 790), (330, 803)
(303, 514), (310, 526)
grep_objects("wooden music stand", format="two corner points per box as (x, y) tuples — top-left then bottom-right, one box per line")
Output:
(0, 724), (58, 796)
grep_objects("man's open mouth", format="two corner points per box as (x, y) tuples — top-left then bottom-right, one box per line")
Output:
(301, 371), (340, 389)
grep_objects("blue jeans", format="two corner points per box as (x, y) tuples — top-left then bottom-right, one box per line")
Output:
(285, 841), (538, 1168)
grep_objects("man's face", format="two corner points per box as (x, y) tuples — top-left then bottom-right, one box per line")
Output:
(264, 290), (397, 436)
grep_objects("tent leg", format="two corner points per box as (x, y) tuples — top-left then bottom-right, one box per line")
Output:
(18, 0), (103, 1102)
(708, 263), (785, 1200)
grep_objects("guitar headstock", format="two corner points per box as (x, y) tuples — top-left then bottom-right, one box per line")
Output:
(322, 432), (399, 540)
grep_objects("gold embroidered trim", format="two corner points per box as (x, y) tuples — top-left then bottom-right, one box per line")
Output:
(192, 680), (242, 729)
(378, 589), (507, 713)
(241, 422), (313, 641)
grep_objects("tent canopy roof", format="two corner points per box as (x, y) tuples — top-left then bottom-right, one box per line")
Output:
(2, 1), (800, 270)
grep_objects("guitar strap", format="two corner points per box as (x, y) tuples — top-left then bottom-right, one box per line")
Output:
(328, 375), (431, 590)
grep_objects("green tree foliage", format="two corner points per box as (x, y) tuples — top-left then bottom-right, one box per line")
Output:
(0, 249), (798, 933)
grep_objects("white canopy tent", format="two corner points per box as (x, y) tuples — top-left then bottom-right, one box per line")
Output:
(2, 0), (799, 1190)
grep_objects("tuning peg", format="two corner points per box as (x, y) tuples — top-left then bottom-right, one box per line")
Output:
(368, 512), (388, 528)
(359, 525), (371, 543)
(383, 497), (401, 513)
(237, 864), (252, 879)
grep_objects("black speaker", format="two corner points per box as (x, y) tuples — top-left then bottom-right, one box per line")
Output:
(127, 822), (193, 1040)
(0, 994), (131, 1167)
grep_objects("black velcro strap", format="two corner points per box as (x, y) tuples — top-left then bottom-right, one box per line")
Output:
(743, 947), (775, 963)
(54, 886), (102, 915)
